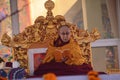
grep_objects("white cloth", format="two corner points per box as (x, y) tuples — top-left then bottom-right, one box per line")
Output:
(26, 74), (120, 80)
(12, 61), (20, 68)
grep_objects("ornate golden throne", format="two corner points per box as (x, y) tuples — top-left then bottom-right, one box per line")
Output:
(1, 0), (100, 73)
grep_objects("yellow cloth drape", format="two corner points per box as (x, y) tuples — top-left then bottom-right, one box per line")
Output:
(43, 39), (87, 65)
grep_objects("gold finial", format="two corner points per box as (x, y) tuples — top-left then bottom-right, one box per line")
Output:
(45, 0), (55, 11)
(45, 0), (55, 20)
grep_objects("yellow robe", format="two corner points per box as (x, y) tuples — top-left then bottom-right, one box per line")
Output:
(42, 39), (87, 65)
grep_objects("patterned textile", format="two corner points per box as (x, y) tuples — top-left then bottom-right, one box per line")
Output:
(8, 67), (26, 80)
(0, 69), (7, 77)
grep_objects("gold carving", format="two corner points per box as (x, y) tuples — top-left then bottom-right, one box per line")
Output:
(1, 33), (11, 47)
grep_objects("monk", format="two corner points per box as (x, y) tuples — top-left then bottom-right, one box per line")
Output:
(34, 25), (93, 76)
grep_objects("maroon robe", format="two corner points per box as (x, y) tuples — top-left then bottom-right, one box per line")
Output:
(34, 37), (93, 76)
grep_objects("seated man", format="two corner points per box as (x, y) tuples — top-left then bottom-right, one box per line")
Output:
(34, 25), (93, 76)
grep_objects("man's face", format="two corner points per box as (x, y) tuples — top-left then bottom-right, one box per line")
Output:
(59, 26), (71, 42)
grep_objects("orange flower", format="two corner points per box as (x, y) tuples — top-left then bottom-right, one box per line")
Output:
(43, 73), (57, 80)
(87, 71), (101, 80)
(0, 76), (7, 80)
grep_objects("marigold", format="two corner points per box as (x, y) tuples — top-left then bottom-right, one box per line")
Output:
(87, 71), (101, 80)
(0, 76), (7, 80)
(43, 73), (57, 80)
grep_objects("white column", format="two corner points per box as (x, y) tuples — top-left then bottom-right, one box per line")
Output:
(10, 0), (20, 35)
(82, 0), (88, 30)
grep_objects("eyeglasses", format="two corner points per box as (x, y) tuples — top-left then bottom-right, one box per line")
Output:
(60, 32), (70, 35)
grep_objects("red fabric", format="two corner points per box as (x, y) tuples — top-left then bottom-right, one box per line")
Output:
(34, 61), (93, 77)
(33, 53), (45, 71)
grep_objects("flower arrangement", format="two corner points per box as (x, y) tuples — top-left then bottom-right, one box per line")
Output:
(43, 73), (57, 80)
(87, 71), (101, 80)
